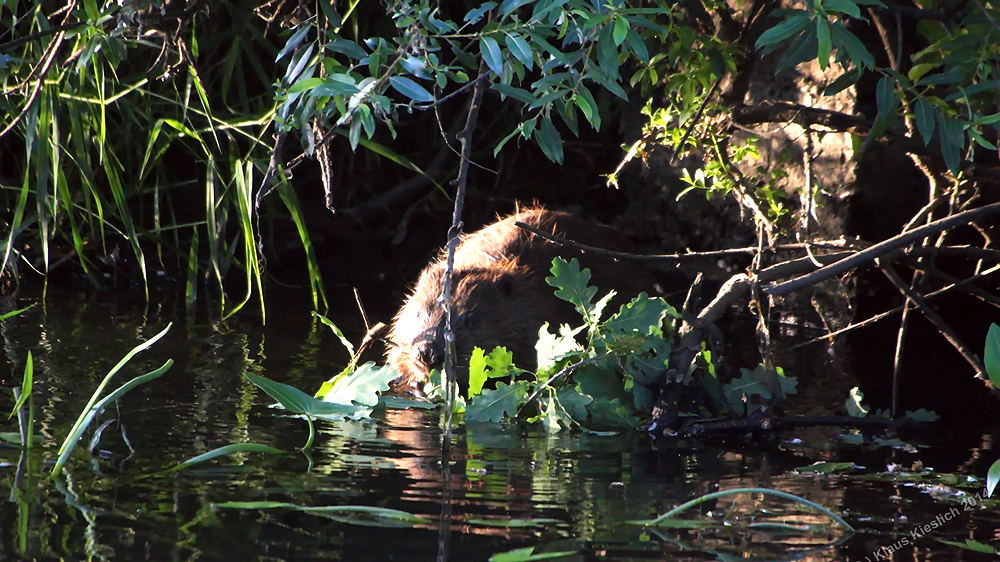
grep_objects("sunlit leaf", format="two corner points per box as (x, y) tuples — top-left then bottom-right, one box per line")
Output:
(613, 17), (628, 46)
(602, 293), (675, 337)
(245, 372), (370, 419)
(319, 362), (397, 407)
(845, 386), (869, 417)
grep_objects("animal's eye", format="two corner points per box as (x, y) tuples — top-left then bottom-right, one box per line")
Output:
(464, 313), (480, 330)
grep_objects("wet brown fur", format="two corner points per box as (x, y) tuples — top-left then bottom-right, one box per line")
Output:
(387, 207), (657, 389)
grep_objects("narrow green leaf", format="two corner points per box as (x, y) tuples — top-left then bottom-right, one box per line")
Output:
(8, 351), (32, 420)
(914, 98), (935, 146)
(480, 36), (504, 77)
(613, 17), (628, 46)
(505, 34), (533, 70)
(535, 116), (564, 164)
(774, 23), (817, 74)
(985, 323), (1000, 387)
(824, 0), (861, 18)
(313, 313), (354, 356)
(389, 76), (433, 103)
(53, 360), (173, 476)
(875, 76), (896, 116)
(287, 77), (325, 94)
(172, 443), (285, 472)
(830, 24), (874, 69)
(755, 13), (810, 49)
(464, 2), (497, 23)
(987, 457), (1000, 497)
(499, 0), (534, 17)
(576, 86), (600, 131)
(816, 19), (831, 70)
(823, 68), (861, 96)
(937, 114), (962, 174)
(245, 372), (370, 418)
(493, 83), (536, 103)
(276, 26), (310, 62)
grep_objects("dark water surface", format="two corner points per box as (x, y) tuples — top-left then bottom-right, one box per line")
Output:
(0, 289), (998, 561)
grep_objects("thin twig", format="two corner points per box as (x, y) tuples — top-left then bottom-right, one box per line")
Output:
(790, 263), (1000, 349)
(441, 67), (488, 438)
(879, 264), (988, 379)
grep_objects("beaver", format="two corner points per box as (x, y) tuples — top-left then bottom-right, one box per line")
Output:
(386, 207), (659, 389)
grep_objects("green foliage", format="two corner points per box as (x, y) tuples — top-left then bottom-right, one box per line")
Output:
(755, 0), (1000, 174)
(466, 380), (530, 422)
(1, 2), (291, 310)
(438, 257), (798, 430)
(468, 346), (517, 398)
(721, 364), (797, 417)
(274, 0), (672, 165)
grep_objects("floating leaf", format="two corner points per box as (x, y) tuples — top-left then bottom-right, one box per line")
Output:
(795, 461), (858, 474)
(490, 546), (578, 562)
(988, 459), (1000, 497)
(246, 372), (370, 420)
(172, 443), (285, 472)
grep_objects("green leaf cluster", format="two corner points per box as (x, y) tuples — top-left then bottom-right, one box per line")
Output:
(274, 0), (672, 164)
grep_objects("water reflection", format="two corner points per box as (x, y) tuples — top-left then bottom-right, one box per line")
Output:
(0, 289), (995, 560)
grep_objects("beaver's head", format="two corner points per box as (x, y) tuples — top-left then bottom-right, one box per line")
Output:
(386, 260), (558, 389)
